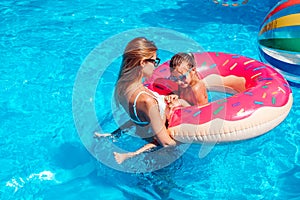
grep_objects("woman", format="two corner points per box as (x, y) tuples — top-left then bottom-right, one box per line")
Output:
(169, 52), (208, 106)
(108, 37), (184, 164)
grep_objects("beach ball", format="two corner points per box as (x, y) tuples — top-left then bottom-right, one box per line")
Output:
(213, 0), (249, 7)
(258, 0), (300, 84)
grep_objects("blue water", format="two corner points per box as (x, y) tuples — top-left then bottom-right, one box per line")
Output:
(1, 0), (300, 199)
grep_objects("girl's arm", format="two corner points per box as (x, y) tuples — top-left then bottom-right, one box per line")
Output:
(193, 81), (208, 106)
(165, 94), (190, 107)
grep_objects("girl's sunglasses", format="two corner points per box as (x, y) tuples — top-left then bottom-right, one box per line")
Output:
(144, 58), (160, 67)
(169, 68), (193, 82)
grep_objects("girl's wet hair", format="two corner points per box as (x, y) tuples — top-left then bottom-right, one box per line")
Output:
(170, 52), (196, 71)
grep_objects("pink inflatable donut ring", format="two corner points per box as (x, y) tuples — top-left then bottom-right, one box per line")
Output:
(144, 52), (293, 143)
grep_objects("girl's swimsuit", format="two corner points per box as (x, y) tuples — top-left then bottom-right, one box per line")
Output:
(131, 90), (166, 125)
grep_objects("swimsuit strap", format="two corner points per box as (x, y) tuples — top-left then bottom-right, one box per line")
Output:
(132, 91), (157, 124)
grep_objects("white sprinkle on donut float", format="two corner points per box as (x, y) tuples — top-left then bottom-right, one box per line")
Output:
(144, 52), (293, 143)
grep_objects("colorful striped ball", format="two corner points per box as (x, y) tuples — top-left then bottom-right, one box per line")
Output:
(258, 0), (300, 84)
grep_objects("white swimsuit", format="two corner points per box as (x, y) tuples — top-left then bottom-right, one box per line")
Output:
(131, 90), (166, 125)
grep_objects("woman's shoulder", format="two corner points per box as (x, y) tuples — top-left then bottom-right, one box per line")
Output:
(137, 92), (158, 107)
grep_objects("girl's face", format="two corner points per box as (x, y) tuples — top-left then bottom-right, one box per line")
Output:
(141, 52), (160, 79)
(170, 61), (193, 88)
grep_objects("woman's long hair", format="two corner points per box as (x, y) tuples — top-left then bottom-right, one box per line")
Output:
(114, 37), (157, 106)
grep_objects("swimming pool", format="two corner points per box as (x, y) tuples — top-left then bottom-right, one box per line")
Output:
(1, 0), (300, 199)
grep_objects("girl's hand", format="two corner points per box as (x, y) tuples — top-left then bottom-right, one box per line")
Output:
(164, 94), (178, 104)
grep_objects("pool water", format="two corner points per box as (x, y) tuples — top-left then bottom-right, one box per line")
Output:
(1, 0), (300, 199)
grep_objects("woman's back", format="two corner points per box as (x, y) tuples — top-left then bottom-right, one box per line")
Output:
(125, 86), (167, 126)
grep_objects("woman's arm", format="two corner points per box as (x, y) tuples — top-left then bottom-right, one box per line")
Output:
(144, 97), (179, 147)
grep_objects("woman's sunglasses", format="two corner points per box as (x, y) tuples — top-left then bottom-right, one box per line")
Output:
(169, 68), (193, 82)
(144, 58), (161, 67)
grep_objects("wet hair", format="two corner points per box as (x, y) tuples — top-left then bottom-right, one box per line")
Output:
(114, 37), (157, 105)
(169, 52), (196, 71)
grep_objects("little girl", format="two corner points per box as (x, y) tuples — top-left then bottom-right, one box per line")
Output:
(169, 52), (208, 106)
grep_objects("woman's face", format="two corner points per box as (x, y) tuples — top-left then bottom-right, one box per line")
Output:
(141, 52), (160, 79)
(170, 61), (193, 88)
